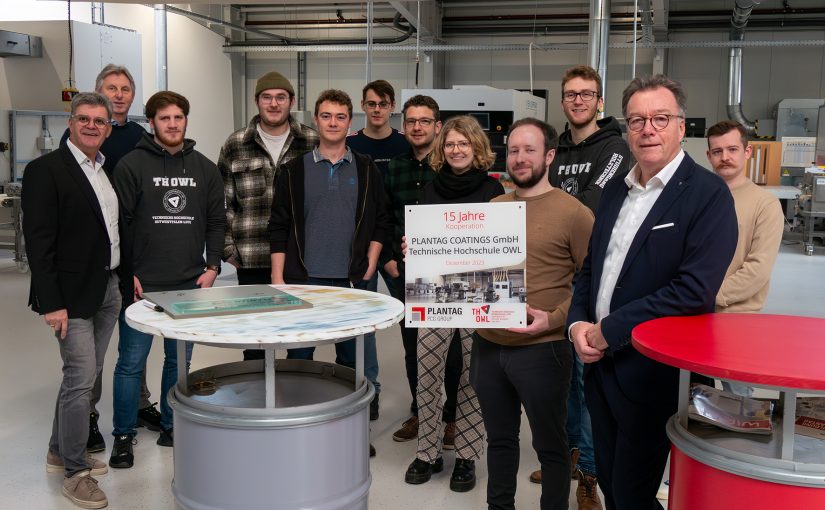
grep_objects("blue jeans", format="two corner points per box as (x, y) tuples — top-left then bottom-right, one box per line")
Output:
(286, 276), (380, 393)
(566, 343), (597, 476)
(113, 311), (193, 436)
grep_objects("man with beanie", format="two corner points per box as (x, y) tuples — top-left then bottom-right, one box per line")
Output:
(218, 71), (318, 361)
(109, 91), (225, 469)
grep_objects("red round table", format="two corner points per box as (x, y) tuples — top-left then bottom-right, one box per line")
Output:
(632, 314), (825, 510)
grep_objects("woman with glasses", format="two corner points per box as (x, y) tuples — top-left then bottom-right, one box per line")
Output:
(404, 115), (504, 492)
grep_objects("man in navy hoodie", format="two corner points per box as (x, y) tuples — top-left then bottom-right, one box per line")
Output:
(109, 91), (225, 469)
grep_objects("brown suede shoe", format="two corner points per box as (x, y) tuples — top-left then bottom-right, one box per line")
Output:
(62, 470), (108, 509)
(392, 416), (419, 442)
(442, 422), (456, 450)
(576, 472), (603, 510)
(529, 447), (580, 484)
(47, 451), (108, 476)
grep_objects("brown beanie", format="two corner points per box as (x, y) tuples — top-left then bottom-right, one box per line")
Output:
(255, 71), (294, 98)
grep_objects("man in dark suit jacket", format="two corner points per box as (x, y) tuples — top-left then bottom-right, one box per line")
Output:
(23, 92), (128, 509)
(568, 75), (738, 510)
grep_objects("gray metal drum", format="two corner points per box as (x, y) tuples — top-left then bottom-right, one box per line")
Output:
(169, 359), (373, 510)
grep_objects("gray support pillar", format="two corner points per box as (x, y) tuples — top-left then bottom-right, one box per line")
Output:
(588, 0), (610, 100)
(154, 4), (168, 91)
(365, 1), (373, 85)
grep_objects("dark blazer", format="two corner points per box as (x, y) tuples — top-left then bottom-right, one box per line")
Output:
(568, 153), (738, 402)
(22, 144), (130, 319)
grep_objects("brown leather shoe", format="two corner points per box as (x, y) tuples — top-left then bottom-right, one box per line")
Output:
(576, 472), (603, 510)
(392, 416), (419, 442)
(442, 422), (456, 450)
(62, 470), (108, 509)
(529, 447), (581, 484)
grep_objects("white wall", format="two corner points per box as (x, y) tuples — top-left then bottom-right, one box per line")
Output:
(0, 2), (233, 183)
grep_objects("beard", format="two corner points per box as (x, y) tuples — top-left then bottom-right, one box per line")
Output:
(260, 110), (289, 129)
(509, 164), (548, 189)
(156, 129), (185, 148)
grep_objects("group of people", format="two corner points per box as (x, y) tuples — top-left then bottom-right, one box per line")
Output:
(22, 60), (784, 510)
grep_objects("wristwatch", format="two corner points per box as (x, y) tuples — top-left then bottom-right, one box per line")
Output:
(206, 264), (220, 274)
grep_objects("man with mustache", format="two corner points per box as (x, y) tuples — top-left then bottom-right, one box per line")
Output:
(219, 71), (319, 361)
(109, 91), (225, 469)
(706, 119), (783, 395)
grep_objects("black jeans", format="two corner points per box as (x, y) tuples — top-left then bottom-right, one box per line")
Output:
(237, 267), (274, 361)
(470, 333), (573, 510)
(394, 270), (460, 422)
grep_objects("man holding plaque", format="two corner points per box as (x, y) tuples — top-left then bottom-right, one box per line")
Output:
(470, 117), (594, 510)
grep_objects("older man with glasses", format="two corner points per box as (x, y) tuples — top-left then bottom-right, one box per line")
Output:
(567, 75), (738, 510)
(24, 92), (127, 509)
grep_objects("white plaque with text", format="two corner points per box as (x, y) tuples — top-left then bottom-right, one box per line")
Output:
(404, 202), (527, 328)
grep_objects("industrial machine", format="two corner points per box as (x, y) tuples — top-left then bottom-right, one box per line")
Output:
(796, 170), (825, 255)
(400, 86), (547, 173)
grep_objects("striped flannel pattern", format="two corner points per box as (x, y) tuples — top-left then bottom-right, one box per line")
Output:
(218, 115), (319, 268)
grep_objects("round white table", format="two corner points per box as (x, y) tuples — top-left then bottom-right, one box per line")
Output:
(125, 284), (404, 510)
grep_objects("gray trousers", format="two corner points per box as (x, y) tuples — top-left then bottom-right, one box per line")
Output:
(48, 273), (121, 476)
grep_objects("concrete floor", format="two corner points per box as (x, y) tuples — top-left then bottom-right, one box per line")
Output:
(0, 240), (823, 509)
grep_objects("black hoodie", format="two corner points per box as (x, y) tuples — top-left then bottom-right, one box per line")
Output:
(113, 132), (225, 286)
(549, 116), (632, 213)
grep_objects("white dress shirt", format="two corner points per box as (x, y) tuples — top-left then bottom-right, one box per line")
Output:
(66, 140), (120, 269)
(594, 150), (685, 322)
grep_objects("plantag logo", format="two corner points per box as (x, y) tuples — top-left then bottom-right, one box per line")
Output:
(411, 306), (426, 322)
(163, 189), (187, 213)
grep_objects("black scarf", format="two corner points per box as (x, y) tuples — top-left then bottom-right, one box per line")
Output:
(432, 164), (489, 200)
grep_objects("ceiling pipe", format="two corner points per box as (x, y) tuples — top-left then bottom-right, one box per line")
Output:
(727, 0), (761, 136)
(588, 0), (611, 105)
(161, 5), (413, 46)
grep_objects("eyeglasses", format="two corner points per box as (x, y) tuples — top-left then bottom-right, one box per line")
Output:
(259, 93), (290, 105)
(363, 101), (391, 110)
(71, 114), (110, 128)
(444, 140), (472, 151)
(562, 90), (599, 102)
(626, 114), (684, 132)
(404, 118), (436, 128)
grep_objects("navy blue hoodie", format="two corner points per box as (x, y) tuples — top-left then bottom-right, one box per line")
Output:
(113, 132), (225, 286)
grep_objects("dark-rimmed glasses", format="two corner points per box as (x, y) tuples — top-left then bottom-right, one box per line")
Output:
(625, 114), (684, 132)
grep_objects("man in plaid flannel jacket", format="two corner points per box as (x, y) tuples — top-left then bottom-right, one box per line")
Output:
(218, 71), (318, 360)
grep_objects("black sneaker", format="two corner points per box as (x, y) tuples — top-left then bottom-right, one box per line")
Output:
(109, 435), (135, 469)
(369, 443), (376, 458)
(86, 412), (105, 453)
(157, 427), (174, 447)
(370, 395), (379, 421)
(137, 403), (162, 432)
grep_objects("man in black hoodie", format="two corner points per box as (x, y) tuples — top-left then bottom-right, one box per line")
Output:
(533, 65), (631, 510)
(109, 91), (225, 469)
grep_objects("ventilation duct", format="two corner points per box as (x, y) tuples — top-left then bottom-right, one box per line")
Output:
(727, 0), (761, 136)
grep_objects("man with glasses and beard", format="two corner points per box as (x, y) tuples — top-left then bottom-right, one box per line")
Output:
(218, 71), (318, 361)
(532, 65), (631, 510)
(109, 91), (225, 469)
(471, 117), (594, 509)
